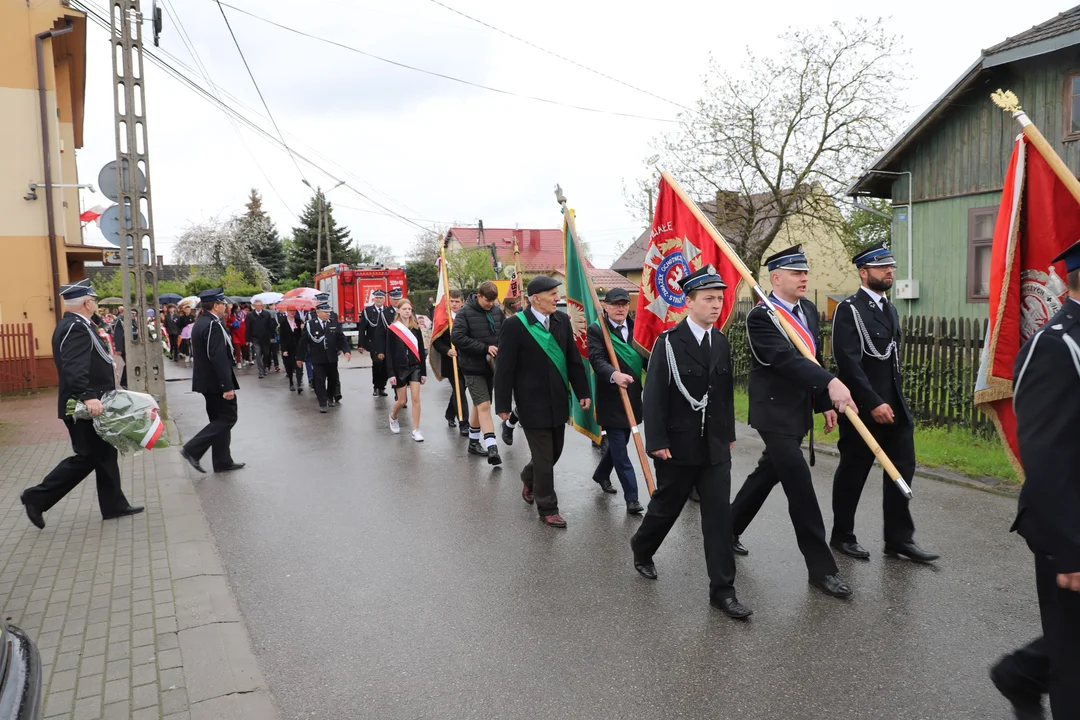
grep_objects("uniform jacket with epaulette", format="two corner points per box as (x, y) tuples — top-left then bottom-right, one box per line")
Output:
(831, 288), (911, 425)
(53, 313), (117, 419)
(1011, 301), (1080, 574)
(297, 315), (351, 365)
(745, 295), (833, 437)
(360, 305), (395, 355)
(190, 312), (238, 395)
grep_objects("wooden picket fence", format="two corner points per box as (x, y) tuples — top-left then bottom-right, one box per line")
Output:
(725, 302), (992, 433)
(0, 323), (38, 394)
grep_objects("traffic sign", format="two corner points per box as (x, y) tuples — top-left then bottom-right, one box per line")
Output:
(99, 204), (147, 248)
(97, 160), (146, 203)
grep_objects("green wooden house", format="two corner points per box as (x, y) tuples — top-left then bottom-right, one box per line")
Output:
(849, 5), (1080, 319)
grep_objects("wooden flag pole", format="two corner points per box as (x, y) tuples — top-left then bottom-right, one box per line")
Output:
(555, 185), (656, 496)
(440, 234), (464, 422)
(660, 170), (913, 500)
(992, 89), (1080, 206)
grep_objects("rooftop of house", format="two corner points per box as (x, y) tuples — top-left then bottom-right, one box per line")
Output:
(849, 4), (1080, 197)
(448, 227), (595, 273)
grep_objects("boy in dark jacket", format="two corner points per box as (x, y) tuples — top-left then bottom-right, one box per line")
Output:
(451, 281), (505, 464)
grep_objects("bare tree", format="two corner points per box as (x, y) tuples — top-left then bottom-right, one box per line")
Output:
(633, 18), (908, 277)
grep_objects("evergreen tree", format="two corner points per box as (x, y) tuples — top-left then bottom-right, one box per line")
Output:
(287, 190), (353, 278)
(239, 189), (286, 282)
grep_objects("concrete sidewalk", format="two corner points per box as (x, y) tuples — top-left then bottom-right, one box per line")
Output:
(0, 393), (277, 720)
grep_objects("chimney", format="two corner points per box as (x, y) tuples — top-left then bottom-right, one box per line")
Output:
(157, 255), (163, 268)
(513, 228), (524, 247)
(529, 229), (541, 250)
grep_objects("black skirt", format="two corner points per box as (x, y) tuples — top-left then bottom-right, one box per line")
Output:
(395, 365), (423, 386)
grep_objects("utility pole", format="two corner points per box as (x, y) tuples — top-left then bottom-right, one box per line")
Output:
(322, 196), (331, 266)
(315, 190), (324, 275)
(111, 0), (167, 415)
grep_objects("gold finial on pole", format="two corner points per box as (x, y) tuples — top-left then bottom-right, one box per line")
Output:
(991, 89), (1022, 114)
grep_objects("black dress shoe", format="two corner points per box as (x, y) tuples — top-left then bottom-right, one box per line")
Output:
(831, 540), (871, 560)
(289, 382), (295, 392)
(884, 541), (940, 563)
(458, 424), (469, 437)
(297, 387), (303, 395)
(319, 405), (328, 413)
(594, 477), (617, 494)
(634, 559), (657, 580)
(216, 462), (246, 472)
(626, 500), (644, 515)
(501, 421), (514, 446)
(373, 388), (380, 396)
(378, 389), (388, 397)
(732, 536), (749, 556)
(468, 440), (487, 456)
(710, 597), (753, 619)
(20, 493), (44, 529)
(179, 447), (206, 474)
(334, 396), (343, 405)
(487, 446), (502, 466)
(447, 417), (457, 428)
(103, 505), (144, 520)
(809, 574), (853, 599)
(990, 663), (1046, 720)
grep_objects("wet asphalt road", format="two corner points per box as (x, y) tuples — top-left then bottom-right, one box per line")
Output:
(165, 359), (1041, 720)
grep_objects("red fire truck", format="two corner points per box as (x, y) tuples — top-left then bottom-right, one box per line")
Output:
(315, 264), (408, 346)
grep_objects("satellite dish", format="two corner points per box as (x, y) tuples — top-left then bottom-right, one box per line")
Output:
(97, 160), (147, 203)
(99, 204), (147, 248)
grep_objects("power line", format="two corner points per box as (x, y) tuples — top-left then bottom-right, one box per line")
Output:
(75, 0), (435, 235)
(213, 0), (308, 181)
(214, 1), (678, 124)
(425, 0), (691, 112)
(162, 0), (296, 217)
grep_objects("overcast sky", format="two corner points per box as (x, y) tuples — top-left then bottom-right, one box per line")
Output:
(74, 0), (1071, 268)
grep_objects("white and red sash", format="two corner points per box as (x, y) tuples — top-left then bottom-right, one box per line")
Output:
(757, 299), (816, 357)
(389, 321), (421, 362)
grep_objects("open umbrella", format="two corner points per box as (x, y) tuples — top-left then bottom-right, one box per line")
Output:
(180, 323), (194, 340)
(252, 291), (283, 305)
(276, 297), (318, 311)
(98, 297), (124, 305)
(178, 296), (199, 310)
(158, 293), (183, 304)
(282, 287), (320, 300)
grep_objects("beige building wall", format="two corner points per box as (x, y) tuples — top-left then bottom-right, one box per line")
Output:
(1, 0), (88, 383)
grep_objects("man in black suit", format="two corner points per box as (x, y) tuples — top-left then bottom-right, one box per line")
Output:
(830, 243), (938, 563)
(20, 280), (144, 528)
(495, 276), (590, 528)
(999, 238), (1080, 720)
(587, 287), (646, 514)
(730, 245), (856, 599)
(245, 299), (275, 379)
(430, 289), (469, 436)
(630, 266), (748, 618)
(296, 300), (352, 413)
(361, 289), (395, 396)
(179, 289), (245, 474)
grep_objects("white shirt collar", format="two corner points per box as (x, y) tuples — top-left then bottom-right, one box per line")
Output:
(772, 294), (801, 315)
(531, 307), (551, 326)
(861, 286), (886, 307)
(686, 317), (711, 344)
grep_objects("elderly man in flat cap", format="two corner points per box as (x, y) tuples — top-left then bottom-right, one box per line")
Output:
(495, 275), (590, 528)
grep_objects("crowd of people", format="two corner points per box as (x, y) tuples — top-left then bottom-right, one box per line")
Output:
(19, 236), (1080, 718)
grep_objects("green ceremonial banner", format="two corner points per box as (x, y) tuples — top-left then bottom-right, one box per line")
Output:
(562, 209), (603, 443)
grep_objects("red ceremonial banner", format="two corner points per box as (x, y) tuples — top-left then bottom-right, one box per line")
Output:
(975, 135), (1080, 473)
(632, 177), (742, 355)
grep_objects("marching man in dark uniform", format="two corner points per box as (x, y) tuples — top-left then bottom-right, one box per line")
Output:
(995, 239), (1080, 720)
(297, 299), (352, 413)
(361, 289), (395, 397)
(180, 289), (245, 474)
(730, 245), (857, 599)
(830, 242), (938, 563)
(495, 276), (590, 528)
(587, 287), (646, 515)
(21, 280), (144, 528)
(629, 267), (748, 618)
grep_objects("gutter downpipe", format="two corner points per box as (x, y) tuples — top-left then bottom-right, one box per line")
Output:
(869, 170), (914, 317)
(36, 24), (74, 325)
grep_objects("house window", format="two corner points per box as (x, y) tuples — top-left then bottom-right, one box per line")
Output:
(1065, 73), (1080, 139)
(967, 207), (997, 301)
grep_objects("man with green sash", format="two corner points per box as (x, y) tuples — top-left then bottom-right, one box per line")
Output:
(587, 288), (646, 514)
(495, 276), (591, 528)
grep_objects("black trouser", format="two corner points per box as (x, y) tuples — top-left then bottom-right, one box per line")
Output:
(183, 393), (238, 471)
(1033, 551), (1080, 717)
(312, 362), (340, 407)
(521, 425), (566, 517)
(169, 334), (180, 361)
(632, 459), (736, 600)
(832, 417), (916, 546)
(993, 636), (1048, 700)
(444, 364), (468, 421)
(23, 417), (131, 516)
(283, 349), (301, 385)
(372, 355), (388, 390)
(732, 430), (838, 577)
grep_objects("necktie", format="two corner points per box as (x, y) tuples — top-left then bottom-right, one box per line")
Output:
(880, 296), (888, 313)
(701, 331), (711, 363)
(619, 325), (627, 343)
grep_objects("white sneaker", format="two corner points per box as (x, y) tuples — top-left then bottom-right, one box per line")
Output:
(411, 429), (424, 442)
(389, 414), (400, 434)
